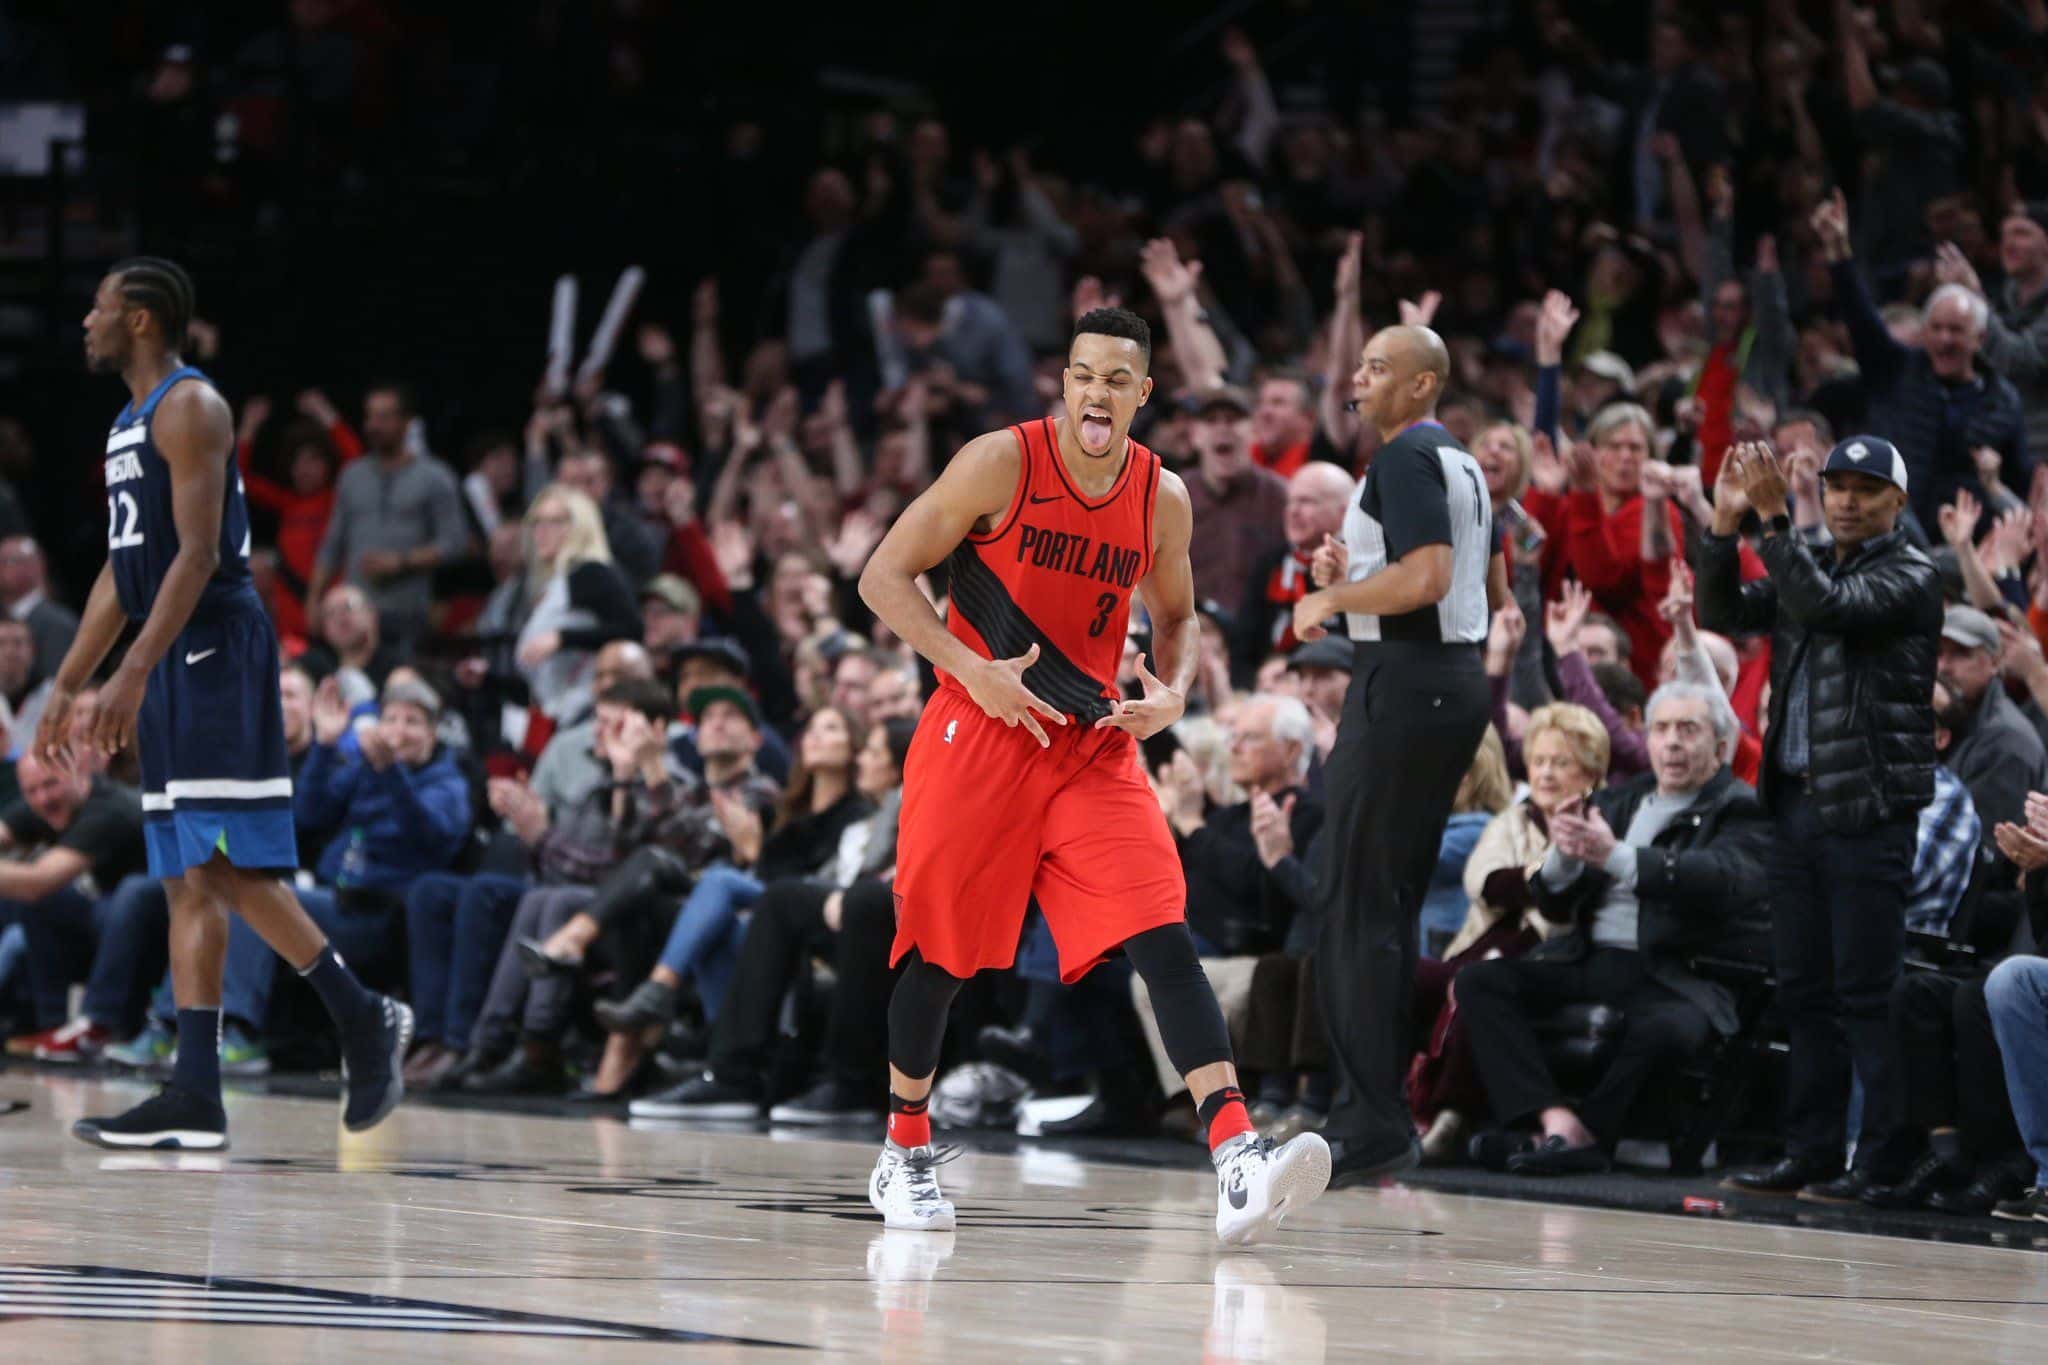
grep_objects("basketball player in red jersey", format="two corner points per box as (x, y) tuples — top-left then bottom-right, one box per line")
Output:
(857, 308), (1330, 1244)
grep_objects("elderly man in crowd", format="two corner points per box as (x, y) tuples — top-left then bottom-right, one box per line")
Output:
(1815, 192), (2028, 529)
(1231, 460), (1355, 683)
(1455, 683), (1768, 1174)
(1699, 436), (1943, 1203)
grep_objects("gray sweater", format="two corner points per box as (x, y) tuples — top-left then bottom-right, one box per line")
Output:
(316, 452), (470, 631)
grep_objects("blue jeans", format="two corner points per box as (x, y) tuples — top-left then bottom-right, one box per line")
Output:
(80, 875), (169, 1032)
(655, 864), (757, 1019)
(13, 886), (105, 1029)
(405, 873), (527, 1050)
(1987, 956), (2048, 1187)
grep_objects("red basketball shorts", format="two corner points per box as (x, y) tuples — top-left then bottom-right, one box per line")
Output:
(891, 684), (1187, 984)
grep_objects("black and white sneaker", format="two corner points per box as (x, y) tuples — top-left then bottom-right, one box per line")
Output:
(869, 1141), (957, 1231)
(1215, 1131), (1331, 1246)
(628, 1071), (763, 1120)
(340, 996), (413, 1133)
(72, 1085), (228, 1151)
(769, 1077), (880, 1125)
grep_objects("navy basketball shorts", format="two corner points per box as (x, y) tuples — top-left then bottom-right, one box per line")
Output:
(137, 600), (298, 879)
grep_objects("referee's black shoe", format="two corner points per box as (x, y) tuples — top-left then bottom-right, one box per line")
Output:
(339, 996), (413, 1132)
(72, 1084), (227, 1151)
(1327, 1134), (1421, 1189)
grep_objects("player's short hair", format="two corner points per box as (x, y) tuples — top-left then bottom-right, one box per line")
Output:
(1592, 660), (1647, 717)
(1073, 307), (1152, 369)
(110, 256), (195, 350)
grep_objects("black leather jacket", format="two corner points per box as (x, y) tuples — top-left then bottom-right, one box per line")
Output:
(1695, 524), (1941, 834)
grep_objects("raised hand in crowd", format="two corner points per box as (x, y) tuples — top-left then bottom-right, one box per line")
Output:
(312, 677), (353, 746)
(1545, 579), (1594, 659)
(1399, 291), (1442, 328)
(1533, 289), (1580, 368)
(1561, 434), (1598, 493)
(1140, 237), (1204, 309)
(1974, 445), (2008, 502)
(1933, 242), (1985, 298)
(1484, 599), (1527, 679)
(1938, 488), (1983, 549)
(1659, 560), (1698, 641)
(1982, 506), (2035, 578)
(1249, 789), (1296, 869)
(1551, 802), (1617, 864)
(823, 508), (885, 580)
(1810, 188), (1852, 263)
(296, 388), (342, 428)
(1528, 431), (1569, 496)
(711, 520), (756, 589)
(238, 394), (273, 444)
(1310, 532), (1347, 588)
(1072, 276), (1121, 322)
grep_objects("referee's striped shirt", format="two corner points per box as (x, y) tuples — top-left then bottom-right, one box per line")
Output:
(1339, 420), (1493, 645)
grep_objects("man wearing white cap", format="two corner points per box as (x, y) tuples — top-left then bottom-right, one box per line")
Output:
(1696, 433), (1942, 1204)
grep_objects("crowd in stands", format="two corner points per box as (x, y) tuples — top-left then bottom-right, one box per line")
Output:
(11, 0), (2048, 1218)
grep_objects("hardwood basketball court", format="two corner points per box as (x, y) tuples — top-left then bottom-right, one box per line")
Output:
(4, 1071), (2046, 1360)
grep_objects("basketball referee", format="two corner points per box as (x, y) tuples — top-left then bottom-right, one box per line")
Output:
(1290, 324), (1506, 1186)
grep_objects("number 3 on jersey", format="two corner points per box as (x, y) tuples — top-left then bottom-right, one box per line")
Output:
(107, 490), (144, 549)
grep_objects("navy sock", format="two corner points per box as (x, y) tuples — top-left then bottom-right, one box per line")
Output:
(172, 1007), (222, 1102)
(299, 944), (377, 1033)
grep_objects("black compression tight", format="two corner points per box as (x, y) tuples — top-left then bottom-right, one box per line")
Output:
(1125, 922), (1235, 1076)
(885, 923), (1234, 1081)
(887, 951), (965, 1080)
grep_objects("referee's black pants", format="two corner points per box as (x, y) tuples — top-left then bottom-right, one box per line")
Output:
(1315, 639), (1492, 1156)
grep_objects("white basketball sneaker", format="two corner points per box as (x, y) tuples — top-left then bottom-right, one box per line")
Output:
(869, 1140), (958, 1231)
(1214, 1131), (1332, 1246)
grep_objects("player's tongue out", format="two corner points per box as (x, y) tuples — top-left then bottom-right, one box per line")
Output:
(1079, 411), (1114, 449)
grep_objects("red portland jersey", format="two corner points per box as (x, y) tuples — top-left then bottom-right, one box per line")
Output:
(941, 416), (1160, 723)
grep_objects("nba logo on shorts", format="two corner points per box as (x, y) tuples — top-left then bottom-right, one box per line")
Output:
(944, 720), (958, 744)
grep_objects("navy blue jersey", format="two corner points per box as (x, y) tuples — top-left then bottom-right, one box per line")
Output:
(104, 366), (254, 623)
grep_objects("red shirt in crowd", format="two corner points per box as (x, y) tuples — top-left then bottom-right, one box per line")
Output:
(1522, 487), (1687, 691)
(1693, 340), (1739, 488)
(238, 416), (363, 585)
(1252, 440), (1310, 479)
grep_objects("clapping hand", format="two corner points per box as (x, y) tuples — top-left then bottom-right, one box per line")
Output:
(1095, 652), (1184, 741)
(1249, 790), (1296, 868)
(1934, 242), (1984, 297)
(1551, 803), (1617, 864)
(1995, 819), (2048, 872)
(312, 677), (352, 746)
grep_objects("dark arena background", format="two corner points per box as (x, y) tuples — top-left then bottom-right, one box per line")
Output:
(4, 2), (2048, 1360)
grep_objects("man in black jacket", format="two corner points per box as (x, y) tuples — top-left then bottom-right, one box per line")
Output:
(1457, 684), (1769, 1174)
(1696, 436), (1943, 1201)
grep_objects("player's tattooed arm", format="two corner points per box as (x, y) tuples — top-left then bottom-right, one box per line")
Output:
(859, 429), (1067, 746)
(1100, 469), (1194, 740)
(89, 382), (234, 757)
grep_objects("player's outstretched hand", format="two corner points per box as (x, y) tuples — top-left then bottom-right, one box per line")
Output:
(89, 666), (145, 760)
(31, 686), (74, 770)
(965, 643), (1067, 748)
(1095, 653), (1185, 740)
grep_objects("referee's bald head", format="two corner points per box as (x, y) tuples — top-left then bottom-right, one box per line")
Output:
(1353, 324), (1450, 435)
(1380, 325), (1450, 390)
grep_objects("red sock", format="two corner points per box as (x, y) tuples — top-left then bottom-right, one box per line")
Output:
(888, 1093), (931, 1149)
(1199, 1085), (1254, 1151)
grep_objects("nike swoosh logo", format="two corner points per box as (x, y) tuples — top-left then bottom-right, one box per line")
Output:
(1028, 493), (1062, 505)
(184, 648), (217, 665)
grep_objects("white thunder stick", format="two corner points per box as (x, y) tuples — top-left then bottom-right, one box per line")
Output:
(576, 265), (646, 386)
(544, 274), (578, 400)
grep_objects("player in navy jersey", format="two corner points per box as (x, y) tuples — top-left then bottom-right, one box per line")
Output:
(36, 258), (411, 1151)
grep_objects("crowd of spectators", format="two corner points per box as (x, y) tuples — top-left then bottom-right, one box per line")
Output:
(10, 0), (2048, 1217)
